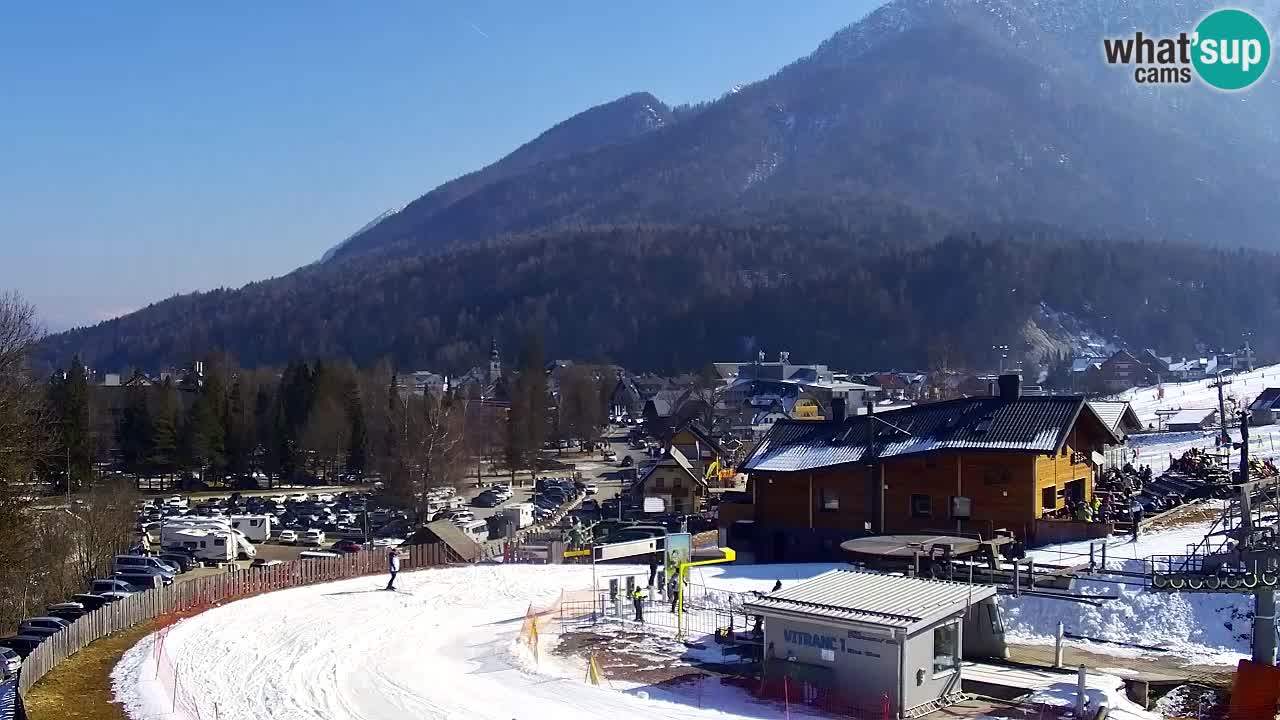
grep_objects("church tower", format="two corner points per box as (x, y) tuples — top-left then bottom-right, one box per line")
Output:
(488, 338), (501, 384)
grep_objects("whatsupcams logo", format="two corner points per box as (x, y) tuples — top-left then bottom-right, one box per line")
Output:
(1103, 8), (1271, 90)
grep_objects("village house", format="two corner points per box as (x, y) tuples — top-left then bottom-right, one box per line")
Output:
(665, 419), (727, 479)
(734, 375), (1120, 561)
(629, 446), (707, 514)
(1095, 350), (1156, 393)
(1249, 388), (1280, 426)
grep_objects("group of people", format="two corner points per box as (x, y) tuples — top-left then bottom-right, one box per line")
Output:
(629, 573), (685, 622)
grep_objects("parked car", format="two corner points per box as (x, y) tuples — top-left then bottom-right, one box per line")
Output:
(158, 552), (197, 572)
(583, 484), (599, 495)
(445, 510), (475, 524)
(621, 456), (634, 467)
(330, 539), (363, 554)
(0, 646), (20, 674)
(19, 617), (71, 634)
(0, 636), (46, 659)
(278, 529), (299, 544)
(302, 529), (325, 546)
(91, 578), (140, 595)
(472, 492), (502, 508)
(45, 603), (86, 622)
(112, 571), (169, 589)
(13, 626), (60, 640)
(249, 558), (285, 569)
(70, 593), (111, 611)
(112, 554), (175, 575)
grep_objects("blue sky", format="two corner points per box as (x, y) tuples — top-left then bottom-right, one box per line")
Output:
(0, 1), (884, 331)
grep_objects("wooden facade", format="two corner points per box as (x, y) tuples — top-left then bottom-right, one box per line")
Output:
(633, 446), (707, 514)
(746, 412), (1110, 543)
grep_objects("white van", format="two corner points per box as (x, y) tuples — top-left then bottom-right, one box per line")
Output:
(460, 520), (489, 544)
(163, 529), (236, 563)
(161, 522), (255, 560)
(502, 503), (535, 530)
(229, 515), (273, 543)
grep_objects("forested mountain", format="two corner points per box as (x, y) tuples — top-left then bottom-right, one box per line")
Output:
(327, 92), (673, 263)
(39, 226), (1280, 374)
(39, 0), (1280, 372)
(333, 0), (1280, 261)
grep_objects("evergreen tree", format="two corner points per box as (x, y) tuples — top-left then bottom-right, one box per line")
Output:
(50, 355), (94, 490)
(118, 381), (152, 476)
(345, 378), (367, 476)
(183, 365), (228, 480)
(225, 377), (252, 480)
(253, 383), (280, 487)
(148, 380), (180, 476)
(506, 334), (547, 476)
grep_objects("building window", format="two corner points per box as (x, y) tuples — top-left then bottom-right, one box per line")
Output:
(820, 486), (839, 511)
(933, 623), (958, 674)
(911, 494), (931, 518)
(1042, 487), (1056, 511)
(655, 477), (666, 490)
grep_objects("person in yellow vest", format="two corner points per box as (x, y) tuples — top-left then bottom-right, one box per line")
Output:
(632, 585), (646, 623)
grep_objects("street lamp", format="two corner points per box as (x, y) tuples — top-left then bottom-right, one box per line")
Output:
(991, 345), (1010, 373)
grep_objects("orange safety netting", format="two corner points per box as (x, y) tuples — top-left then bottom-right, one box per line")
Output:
(516, 588), (597, 663)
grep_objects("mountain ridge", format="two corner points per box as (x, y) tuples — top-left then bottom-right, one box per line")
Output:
(40, 0), (1280, 372)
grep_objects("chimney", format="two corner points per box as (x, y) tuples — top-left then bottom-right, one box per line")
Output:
(998, 373), (1021, 401)
(831, 398), (846, 424)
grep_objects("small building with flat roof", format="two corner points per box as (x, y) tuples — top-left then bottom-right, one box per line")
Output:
(1166, 408), (1218, 432)
(743, 569), (996, 719)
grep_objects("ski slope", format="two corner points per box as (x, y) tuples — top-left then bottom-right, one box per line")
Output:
(112, 564), (845, 720)
(109, 559), (1174, 720)
(1118, 363), (1280, 426)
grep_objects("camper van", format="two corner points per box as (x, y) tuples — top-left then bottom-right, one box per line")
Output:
(502, 503), (535, 530)
(162, 528), (237, 563)
(460, 520), (490, 543)
(229, 515), (273, 542)
(161, 523), (256, 560)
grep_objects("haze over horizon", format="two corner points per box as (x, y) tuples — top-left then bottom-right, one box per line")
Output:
(0, 0), (883, 331)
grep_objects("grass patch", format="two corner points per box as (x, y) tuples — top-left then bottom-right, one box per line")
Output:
(23, 619), (163, 720)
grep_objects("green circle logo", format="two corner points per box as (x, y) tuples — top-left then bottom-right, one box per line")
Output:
(1193, 9), (1271, 90)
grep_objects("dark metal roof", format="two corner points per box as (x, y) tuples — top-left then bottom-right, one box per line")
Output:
(743, 395), (1113, 472)
(1250, 388), (1280, 412)
(741, 569), (996, 631)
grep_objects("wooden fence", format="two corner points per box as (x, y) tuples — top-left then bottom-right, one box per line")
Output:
(16, 542), (453, 697)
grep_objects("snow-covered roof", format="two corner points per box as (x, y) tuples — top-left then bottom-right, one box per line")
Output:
(1167, 408), (1217, 427)
(1087, 401), (1142, 435)
(742, 569), (995, 631)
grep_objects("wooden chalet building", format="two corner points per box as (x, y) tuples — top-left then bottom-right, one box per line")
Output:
(735, 376), (1120, 561)
(629, 446), (707, 514)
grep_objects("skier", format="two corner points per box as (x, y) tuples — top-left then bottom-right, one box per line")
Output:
(385, 547), (401, 591)
(1130, 506), (1144, 542)
(632, 585), (646, 623)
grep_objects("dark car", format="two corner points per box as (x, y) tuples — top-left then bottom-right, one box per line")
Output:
(159, 552), (197, 572)
(0, 635), (46, 659)
(113, 572), (166, 590)
(472, 493), (502, 508)
(13, 626), (60, 640)
(45, 603), (86, 622)
(330, 539), (363, 554)
(20, 617), (71, 634)
(71, 593), (111, 611)
(621, 456), (634, 467)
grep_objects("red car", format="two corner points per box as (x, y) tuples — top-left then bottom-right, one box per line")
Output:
(330, 539), (363, 554)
